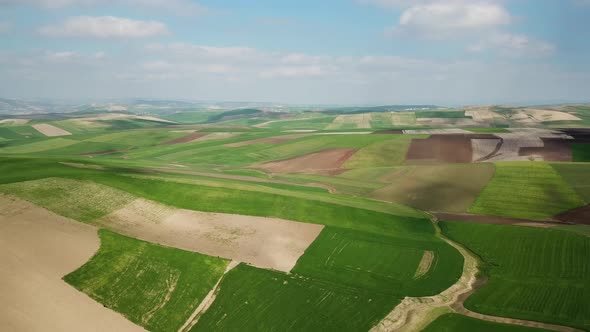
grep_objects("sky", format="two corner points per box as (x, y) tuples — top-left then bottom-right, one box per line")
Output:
(0, 0), (589, 105)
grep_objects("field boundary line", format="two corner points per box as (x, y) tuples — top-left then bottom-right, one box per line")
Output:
(178, 260), (239, 332)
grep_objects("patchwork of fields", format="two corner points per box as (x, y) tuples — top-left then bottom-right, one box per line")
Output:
(1, 105), (590, 332)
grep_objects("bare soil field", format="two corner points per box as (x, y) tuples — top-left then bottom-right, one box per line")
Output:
(485, 129), (573, 162)
(524, 109), (581, 122)
(372, 129), (404, 134)
(465, 109), (500, 121)
(555, 205), (590, 225)
(406, 134), (474, 163)
(326, 114), (372, 129)
(0, 194), (144, 332)
(403, 129), (470, 134)
(99, 199), (324, 272)
(519, 138), (572, 161)
(225, 134), (308, 147)
(160, 132), (208, 145)
(32, 123), (72, 137)
(414, 251), (434, 279)
(471, 138), (501, 161)
(253, 148), (357, 174)
(433, 212), (556, 228)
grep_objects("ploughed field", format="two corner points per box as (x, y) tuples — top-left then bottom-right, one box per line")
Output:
(1, 106), (590, 332)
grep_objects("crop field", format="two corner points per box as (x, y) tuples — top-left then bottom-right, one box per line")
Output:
(191, 264), (399, 332)
(371, 163), (495, 212)
(571, 143), (590, 162)
(2, 103), (590, 332)
(65, 230), (229, 332)
(441, 221), (590, 330)
(292, 227), (463, 296)
(469, 162), (584, 219)
(423, 314), (551, 332)
(552, 163), (590, 201)
(343, 134), (421, 168)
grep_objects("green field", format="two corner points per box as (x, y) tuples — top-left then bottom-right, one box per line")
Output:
(571, 144), (590, 162)
(552, 163), (590, 202)
(441, 222), (590, 330)
(343, 135), (421, 168)
(371, 164), (495, 212)
(469, 162), (584, 219)
(191, 264), (398, 332)
(292, 227), (463, 296)
(0, 177), (135, 222)
(423, 314), (552, 332)
(65, 230), (229, 332)
(415, 110), (468, 118)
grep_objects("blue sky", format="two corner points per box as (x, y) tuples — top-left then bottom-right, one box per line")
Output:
(0, 0), (589, 105)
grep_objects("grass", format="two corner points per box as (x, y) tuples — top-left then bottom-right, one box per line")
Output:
(0, 137), (78, 154)
(65, 230), (229, 332)
(423, 314), (552, 332)
(371, 164), (495, 213)
(191, 264), (399, 332)
(292, 227), (463, 297)
(551, 163), (590, 202)
(441, 222), (590, 330)
(466, 127), (510, 133)
(343, 135), (422, 168)
(571, 143), (590, 162)
(469, 162), (584, 219)
(0, 177), (135, 222)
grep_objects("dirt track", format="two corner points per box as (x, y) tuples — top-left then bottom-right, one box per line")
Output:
(0, 194), (144, 332)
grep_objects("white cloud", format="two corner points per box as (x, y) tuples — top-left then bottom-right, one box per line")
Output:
(39, 16), (168, 38)
(0, 0), (207, 16)
(468, 33), (555, 57)
(259, 65), (328, 79)
(392, 1), (511, 38)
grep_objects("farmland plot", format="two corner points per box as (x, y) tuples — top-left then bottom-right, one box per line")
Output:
(191, 264), (399, 332)
(423, 314), (552, 332)
(292, 227), (463, 296)
(441, 222), (590, 330)
(469, 162), (584, 219)
(65, 230), (229, 332)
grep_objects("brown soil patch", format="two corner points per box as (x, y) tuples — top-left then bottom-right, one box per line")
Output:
(225, 134), (308, 147)
(559, 129), (590, 143)
(99, 199), (324, 272)
(373, 129), (404, 134)
(32, 123), (72, 137)
(406, 134), (478, 163)
(253, 148), (357, 174)
(471, 138), (501, 161)
(434, 212), (557, 228)
(414, 251), (434, 279)
(519, 138), (572, 161)
(0, 194), (144, 332)
(555, 205), (590, 225)
(160, 132), (208, 145)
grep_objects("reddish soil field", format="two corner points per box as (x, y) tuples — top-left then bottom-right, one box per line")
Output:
(406, 134), (487, 163)
(434, 212), (558, 228)
(160, 132), (208, 145)
(253, 148), (357, 174)
(555, 205), (590, 225)
(519, 138), (572, 161)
